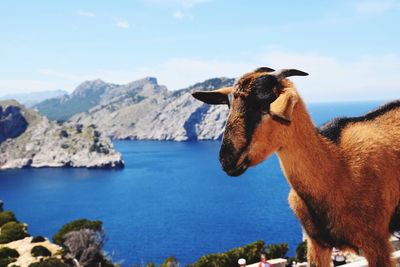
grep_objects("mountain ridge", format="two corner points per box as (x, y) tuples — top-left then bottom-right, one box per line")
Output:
(34, 77), (235, 141)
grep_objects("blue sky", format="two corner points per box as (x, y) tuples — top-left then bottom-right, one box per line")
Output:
(0, 0), (399, 101)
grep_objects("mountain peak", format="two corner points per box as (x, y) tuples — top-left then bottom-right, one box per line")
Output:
(72, 79), (114, 98)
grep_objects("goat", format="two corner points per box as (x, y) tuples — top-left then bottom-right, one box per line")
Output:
(191, 67), (400, 267)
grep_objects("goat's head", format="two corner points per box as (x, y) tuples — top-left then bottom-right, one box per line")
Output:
(192, 67), (308, 176)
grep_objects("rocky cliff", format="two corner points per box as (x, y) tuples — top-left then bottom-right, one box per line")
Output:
(0, 100), (124, 169)
(37, 77), (235, 141)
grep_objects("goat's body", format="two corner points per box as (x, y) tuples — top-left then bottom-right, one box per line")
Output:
(283, 100), (400, 267)
(192, 69), (400, 267)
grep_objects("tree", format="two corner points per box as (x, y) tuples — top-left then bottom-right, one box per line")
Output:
(63, 229), (105, 267)
(295, 241), (307, 262)
(53, 219), (102, 245)
(265, 243), (289, 259)
(189, 240), (265, 267)
(0, 221), (29, 244)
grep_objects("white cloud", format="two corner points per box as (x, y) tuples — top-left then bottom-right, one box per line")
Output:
(172, 10), (193, 20)
(5, 50), (400, 102)
(76, 9), (95, 18)
(261, 50), (400, 102)
(355, 0), (400, 15)
(114, 19), (130, 29)
(144, 0), (210, 9)
(173, 10), (184, 19)
(146, 51), (400, 101)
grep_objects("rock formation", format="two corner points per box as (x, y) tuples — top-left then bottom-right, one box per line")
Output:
(0, 100), (124, 169)
(35, 77), (234, 141)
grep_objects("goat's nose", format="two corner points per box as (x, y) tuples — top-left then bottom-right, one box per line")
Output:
(219, 141), (238, 171)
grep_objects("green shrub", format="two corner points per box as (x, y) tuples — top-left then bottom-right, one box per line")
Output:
(28, 258), (69, 267)
(53, 219), (102, 245)
(160, 256), (179, 267)
(31, 246), (51, 257)
(0, 247), (19, 259)
(295, 241), (307, 262)
(0, 211), (17, 227)
(59, 130), (68, 138)
(190, 240), (265, 267)
(0, 258), (16, 267)
(0, 221), (28, 244)
(265, 243), (289, 259)
(0, 247), (19, 267)
(31, 236), (46, 243)
(146, 262), (156, 267)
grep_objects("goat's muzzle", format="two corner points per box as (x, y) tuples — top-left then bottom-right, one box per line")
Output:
(219, 141), (249, 176)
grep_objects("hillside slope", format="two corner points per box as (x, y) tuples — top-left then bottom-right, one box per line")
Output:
(0, 100), (123, 169)
(69, 77), (234, 141)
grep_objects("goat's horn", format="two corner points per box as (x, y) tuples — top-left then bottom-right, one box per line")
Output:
(270, 69), (308, 79)
(254, 67), (275, 73)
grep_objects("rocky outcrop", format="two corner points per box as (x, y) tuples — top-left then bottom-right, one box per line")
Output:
(0, 237), (63, 267)
(68, 77), (234, 141)
(0, 105), (28, 143)
(0, 100), (124, 169)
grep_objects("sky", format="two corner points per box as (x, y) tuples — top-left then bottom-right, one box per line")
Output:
(0, 0), (399, 102)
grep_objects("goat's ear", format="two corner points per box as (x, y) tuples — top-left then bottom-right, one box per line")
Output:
(270, 88), (298, 122)
(191, 87), (233, 105)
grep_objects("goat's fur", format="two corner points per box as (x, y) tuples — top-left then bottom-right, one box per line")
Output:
(192, 72), (400, 267)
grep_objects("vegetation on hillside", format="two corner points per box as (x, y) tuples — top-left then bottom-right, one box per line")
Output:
(0, 221), (29, 244)
(53, 219), (102, 246)
(31, 245), (52, 257)
(0, 247), (19, 267)
(1, 201), (309, 267)
(28, 258), (69, 267)
(188, 240), (290, 267)
(0, 211), (17, 227)
(56, 219), (116, 267)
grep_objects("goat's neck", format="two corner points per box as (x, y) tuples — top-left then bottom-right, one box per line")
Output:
(276, 100), (345, 199)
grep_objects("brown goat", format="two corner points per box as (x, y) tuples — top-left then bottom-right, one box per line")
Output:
(192, 68), (400, 267)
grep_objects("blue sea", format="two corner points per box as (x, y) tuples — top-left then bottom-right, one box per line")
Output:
(0, 101), (389, 266)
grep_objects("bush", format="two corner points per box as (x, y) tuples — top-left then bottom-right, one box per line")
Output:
(0, 258), (16, 267)
(0, 221), (28, 244)
(0, 247), (19, 267)
(31, 246), (51, 257)
(28, 258), (69, 267)
(0, 211), (17, 227)
(0, 247), (19, 259)
(160, 256), (179, 267)
(53, 219), (102, 245)
(190, 240), (265, 267)
(59, 130), (68, 138)
(265, 243), (289, 259)
(295, 241), (307, 262)
(31, 236), (46, 243)
(89, 143), (109, 154)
